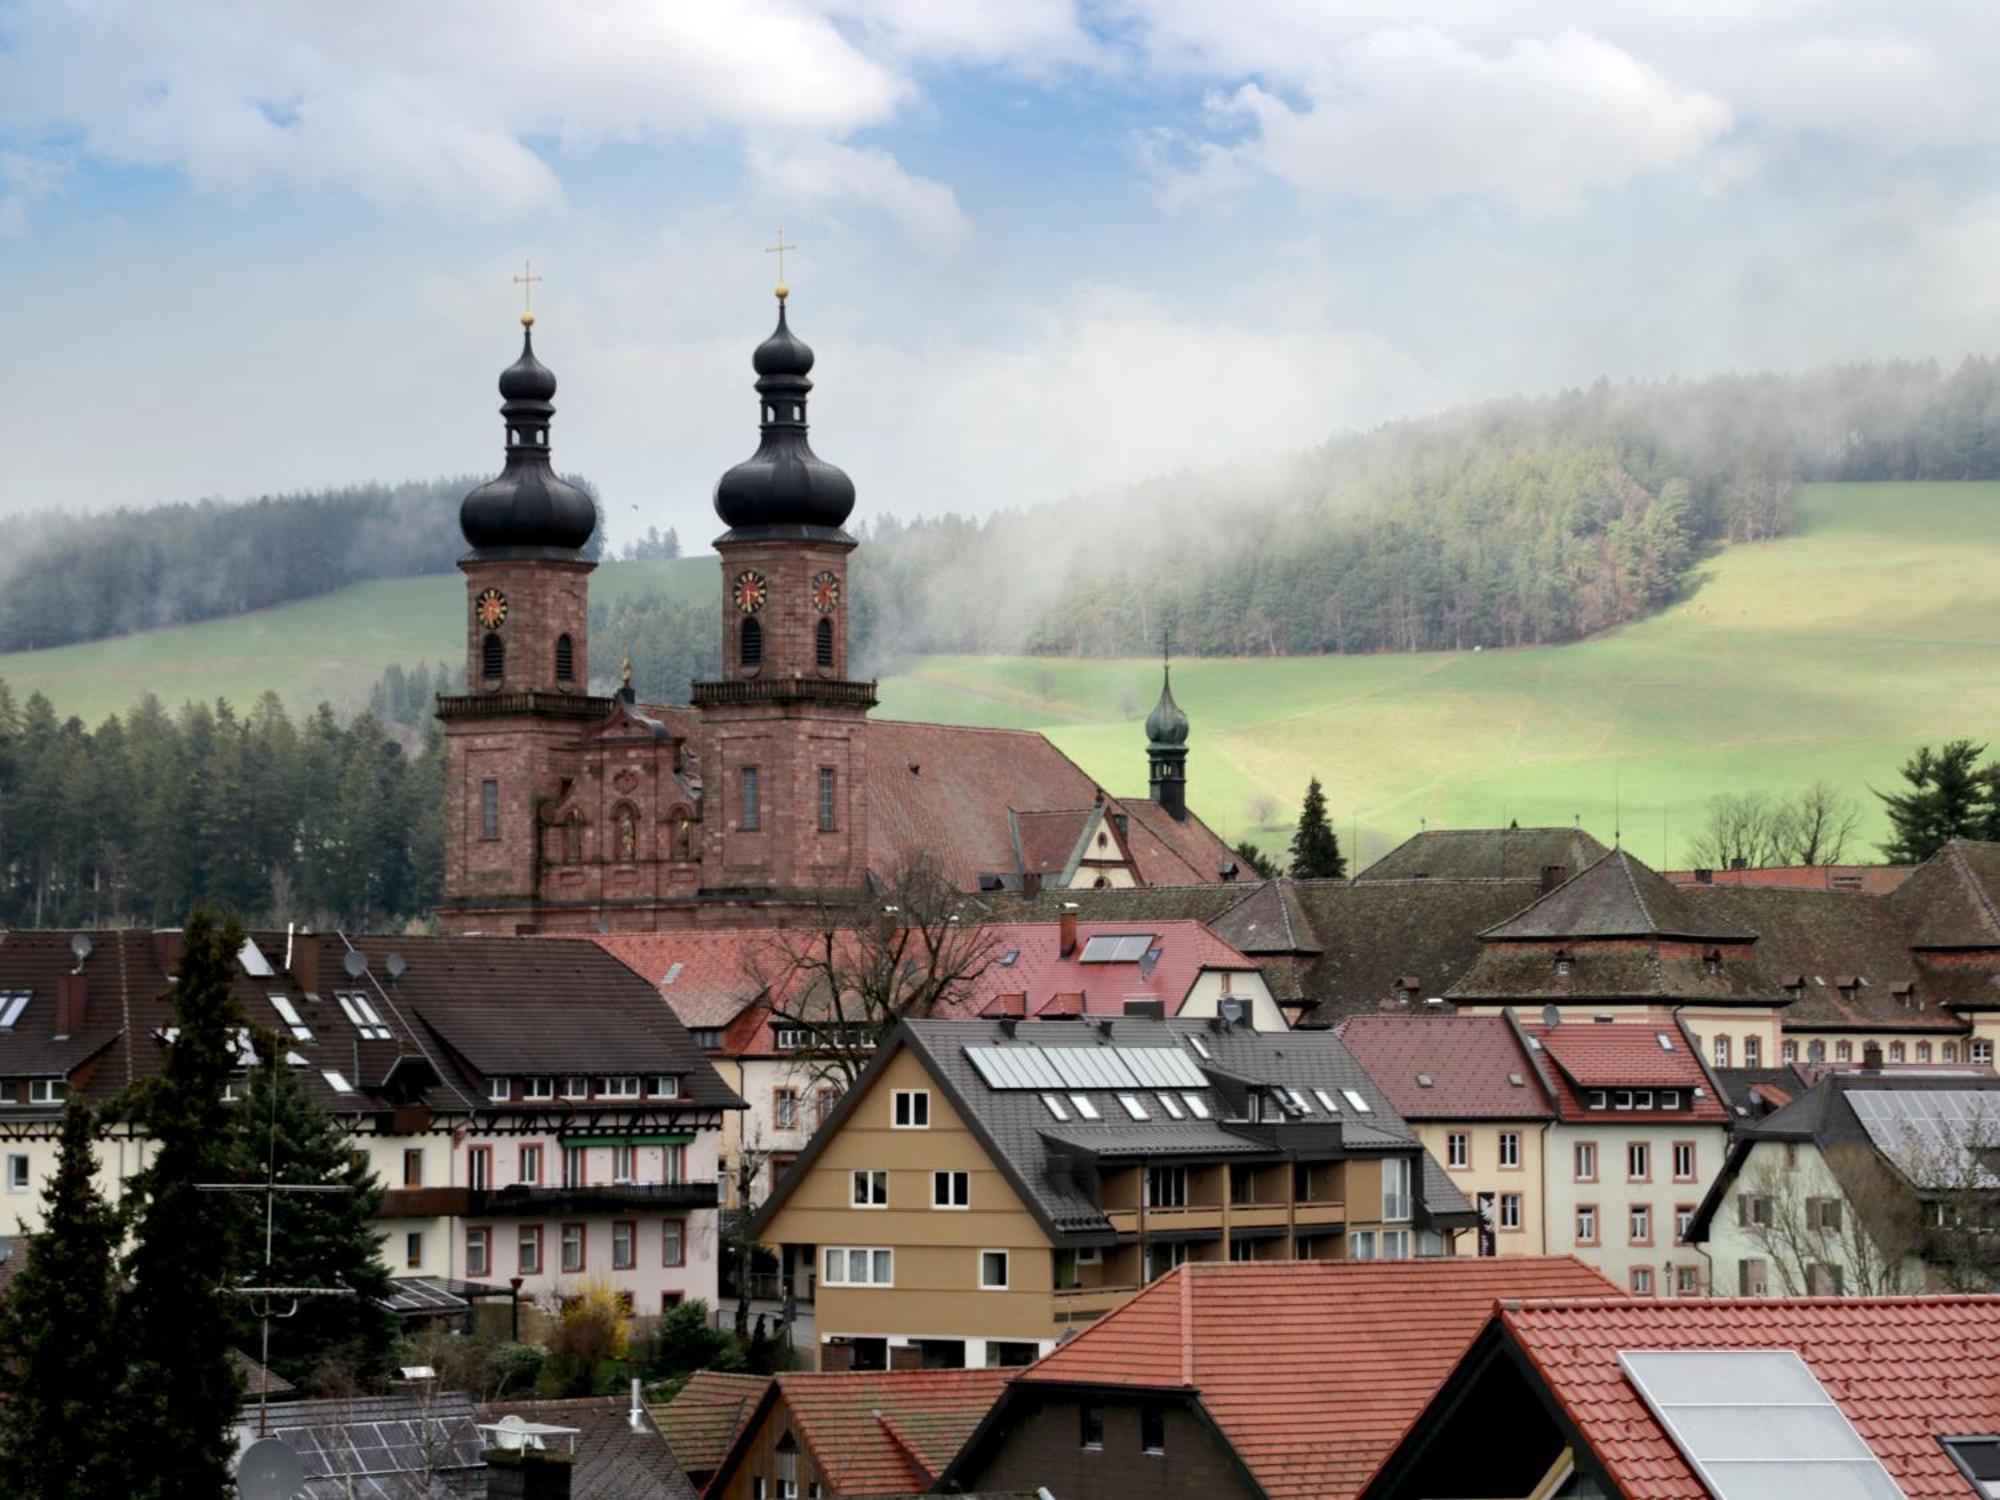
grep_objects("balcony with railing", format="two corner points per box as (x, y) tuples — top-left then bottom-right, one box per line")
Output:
(690, 677), (879, 709)
(465, 1181), (720, 1217)
(436, 691), (612, 722)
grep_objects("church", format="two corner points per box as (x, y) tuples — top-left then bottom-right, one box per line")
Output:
(435, 289), (1237, 934)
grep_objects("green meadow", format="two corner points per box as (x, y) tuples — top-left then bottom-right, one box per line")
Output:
(5, 483), (1997, 867)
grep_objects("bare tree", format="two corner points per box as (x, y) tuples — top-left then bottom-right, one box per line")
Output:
(1245, 794), (1281, 829)
(1892, 1113), (2000, 1292)
(1770, 781), (1861, 866)
(749, 853), (1003, 1090)
(728, 1121), (775, 1340)
(1734, 1145), (1919, 1296)
(1686, 791), (1781, 870)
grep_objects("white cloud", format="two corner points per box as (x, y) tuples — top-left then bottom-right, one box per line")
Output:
(1161, 28), (1733, 213)
(748, 139), (971, 251)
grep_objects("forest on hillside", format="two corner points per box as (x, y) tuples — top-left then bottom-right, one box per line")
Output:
(0, 477), (608, 652)
(0, 682), (439, 930)
(853, 356), (2000, 662)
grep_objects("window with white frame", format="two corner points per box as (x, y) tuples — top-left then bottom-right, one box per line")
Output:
(1447, 1132), (1469, 1169)
(519, 1144), (542, 1185)
(822, 1247), (893, 1286)
(600, 1076), (640, 1099)
(488, 1077), (511, 1102)
(1714, 1034), (1731, 1067)
(613, 1221), (636, 1270)
(979, 1250), (1010, 1290)
(932, 1170), (969, 1209)
(562, 1076), (589, 1100)
(1973, 1041), (1993, 1065)
(1576, 1204), (1598, 1242)
(1380, 1230), (1410, 1259)
(1381, 1157), (1412, 1221)
(1744, 1035), (1763, 1066)
(612, 1145), (637, 1184)
(333, 991), (392, 1041)
(662, 1219), (686, 1267)
(774, 1089), (799, 1130)
(651, 1075), (681, 1098)
(1146, 1166), (1188, 1209)
(1500, 1192), (1522, 1230)
(5, 1155), (27, 1193)
(1628, 1142), (1650, 1180)
(1672, 1142), (1696, 1181)
(466, 1228), (490, 1277)
(892, 1090), (929, 1128)
(1498, 1131), (1520, 1168)
(1575, 1141), (1597, 1181)
(28, 1078), (65, 1105)
(852, 1170), (888, 1208)
(526, 1076), (554, 1100)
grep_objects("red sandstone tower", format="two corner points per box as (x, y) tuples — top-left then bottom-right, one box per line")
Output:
(435, 312), (606, 931)
(691, 290), (874, 903)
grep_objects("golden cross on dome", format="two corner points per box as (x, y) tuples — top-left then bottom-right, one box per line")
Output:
(513, 258), (542, 326)
(765, 229), (797, 299)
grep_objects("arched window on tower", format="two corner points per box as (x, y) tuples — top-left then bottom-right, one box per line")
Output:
(815, 616), (834, 671)
(555, 633), (574, 684)
(482, 632), (504, 681)
(564, 811), (584, 863)
(740, 616), (763, 671)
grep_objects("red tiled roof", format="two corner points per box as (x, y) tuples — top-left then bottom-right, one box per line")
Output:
(945, 920), (1258, 1021)
(1020, 1258), (1620, 1500)
(587, 930), (775, 1031)
(1119, 798), (1239, 886)
(766, 1368), (1009, 1496)
(653, 1371), (767, 1476)
(1501, 1295), (2000, 1500)
(1337, 1016), (1555, 1120)
(1013, 809), (1095, 878)
(1516, 1020), (1729, 1123)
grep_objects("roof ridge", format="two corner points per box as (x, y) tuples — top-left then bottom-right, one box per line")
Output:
(1617, 850), (1657, 930)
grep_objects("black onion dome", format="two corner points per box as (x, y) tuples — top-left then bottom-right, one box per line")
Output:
(459, 325), (598, 556)
(1146, 666), (1190, 746)
(714, 299), (855, 536)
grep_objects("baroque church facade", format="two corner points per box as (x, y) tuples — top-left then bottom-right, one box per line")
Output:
(436, 294), (1236, 935)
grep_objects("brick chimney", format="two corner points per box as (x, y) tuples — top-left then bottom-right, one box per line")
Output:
(54, 975), (87, 1038)
(1540, 865), (1566, 894)
(290, 934), (322, 994)
(150, 929), (182, 978)
(1059, 904), (1079, 959)
(1693, 868), (1714, 885)
(1022, 871), (1043, 899)
(1862, 1040), (1884, 1072)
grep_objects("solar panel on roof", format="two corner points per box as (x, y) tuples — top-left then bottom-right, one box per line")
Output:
(1618, 1349), (1906, 1500)
(1079, 934), (1154, 963)
(1117, 1047), (1207, 1088)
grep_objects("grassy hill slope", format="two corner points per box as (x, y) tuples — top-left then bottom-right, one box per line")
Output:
(5, 483), (1996, 867)
(873, 483), (2000, 866)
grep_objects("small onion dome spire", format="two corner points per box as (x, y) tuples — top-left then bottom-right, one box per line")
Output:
(713, 295), (856, 540)
(1146, 663), (1189, 746)
(459, 316), (597, 556)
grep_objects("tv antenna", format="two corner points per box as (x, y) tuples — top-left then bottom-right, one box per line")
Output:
(201, 1035), (356, 1438)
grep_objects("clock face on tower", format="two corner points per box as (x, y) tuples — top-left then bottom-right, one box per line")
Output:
(732, 570), (769, 614)
(474, 588), (508, 629)
(811, 570), (841, 614)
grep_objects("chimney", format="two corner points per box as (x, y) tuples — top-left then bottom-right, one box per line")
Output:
(483, 1441), (574, 1500)
(54, 975), (87, 1038)
(629, 1377), (645, 1434)
(151, 929), (182, 978)
(1694, 868), (1713, 885)
(998, 1017), (1019, 1039)
(1862, 1041), (1883, 1072)
(1540, 865), (1566, 895)
(290, 934), (321, 993)
(1729, 857), (1748, 871)
(1022, 871), (1043, 899)
(1059, 904), (1079, 959)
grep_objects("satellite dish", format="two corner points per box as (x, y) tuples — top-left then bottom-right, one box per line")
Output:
(342, 950), (368, 980)
(236, 1435), (303, 1500)
(1541, 1003), (1561, 1030)
(70, 933), (93, 964)
(1219, 997), (1244, 1026)
(385, 952), (406, 981)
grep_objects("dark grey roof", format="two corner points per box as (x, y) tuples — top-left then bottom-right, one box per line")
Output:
(1481, 849), (1756, 942)
(756, 1016), (1463, 1242)
(477, 1396), (698, 1500)
(237, 1391), (485, 1499)
(1357, 826), (1608, 883)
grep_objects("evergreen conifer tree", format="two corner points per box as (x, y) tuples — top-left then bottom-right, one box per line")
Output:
(1232, 840), (1280, 880)
(0, 1102), (125, 1498)
(231, 1033), (396, 1390)
(116, 910), (251, 1500)
(1877, 740), (2000, 861)
(1288, 777), (1346, 879)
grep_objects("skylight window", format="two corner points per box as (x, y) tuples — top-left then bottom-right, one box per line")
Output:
(269, 994), (312, 1041)
(1656, 1032), (1675, 1051)
(321, 1070), (355, 1094)
(662, 962), (684, 985)
(1181, 1094), (1209, 1118)
(1341, 1089), (1371, 1113)
(1416, 1072), (1434, 1088)
(0, 993), (29, 1029)
(1001, 949), (1019, 968)
(1156, 1092), (1184, 1119)
(1042, 1093), (1069, 1121)
(1313, 1088), (1340, 1112)
(1286, 1088), (1313, 1113)
(1070, 1094), (1100, 1120)
(334, 991), (392, 1041)
(1508, 1072), (1526, 1087)
(238, 938), (275, 978)
(1079, 934), (1154, 963)
(1117, 1093), (1149, 1120)
(1185, 1034), (1211, 1060)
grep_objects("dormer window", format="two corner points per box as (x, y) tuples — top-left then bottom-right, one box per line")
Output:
(525, 1076), (554, 1100)
(1554, 948), (1573, 977)
(561, 1076), (589, 1100)
(600, 1076), (641, 1100)
(650, 1075), (681, 1098)
(1703, 948), (1722, 977)
(28, 1078), (66, 1105)
(488, 1077), (512, 1102)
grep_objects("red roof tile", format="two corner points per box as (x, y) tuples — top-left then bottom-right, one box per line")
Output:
(946, 920), (1259, 1021)
(1021, 1258), (1620, 1500)
(1337, 1016), (1555, 1120)
(1516, 1020), (1729, 1123)
(1501, 1295), (2000, 1500)
(587, 930), (775, 1031)
(765, 1368), (1010, 1496)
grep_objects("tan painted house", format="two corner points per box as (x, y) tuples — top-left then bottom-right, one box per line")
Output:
(750, 1015), (1474, 1371)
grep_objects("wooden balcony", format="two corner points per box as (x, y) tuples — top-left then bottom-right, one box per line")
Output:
(1227, 1202), (1291, 1230)
(1294, 1199), (1347, 1228)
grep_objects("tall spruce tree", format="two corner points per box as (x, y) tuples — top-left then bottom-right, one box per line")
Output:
(231, 1033), (396, 1390)
(1876, 740), (2000, 861)
(0, 1102), (125, 1498)
(1288, 776), (1346, 879)
(117, 911), (250, 1500)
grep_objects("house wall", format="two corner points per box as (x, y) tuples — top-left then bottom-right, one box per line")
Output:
(1177, 971), (1287, 1031)
(1772, 1029), (1983, 1067)
(959, 1393), (1259, 1500)
(710, 1398), (824, 1500)
(731, 1055), (843, 1206)
(1541, 1121), (1727, 1295)
(1415, 1121), (1549, 1254)
(757, 1047), (1061, 1367)
(1676, 1005), (1785, 1071)
(1698, 1138), (1928, 1297)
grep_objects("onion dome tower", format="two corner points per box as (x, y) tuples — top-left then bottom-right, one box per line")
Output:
(1146, 644), (1191, 821)
(459, 319), (598, 557)
(692, 266), (873, 900)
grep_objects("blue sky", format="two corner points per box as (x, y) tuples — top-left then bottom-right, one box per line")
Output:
(5, 2), (2000, 549)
